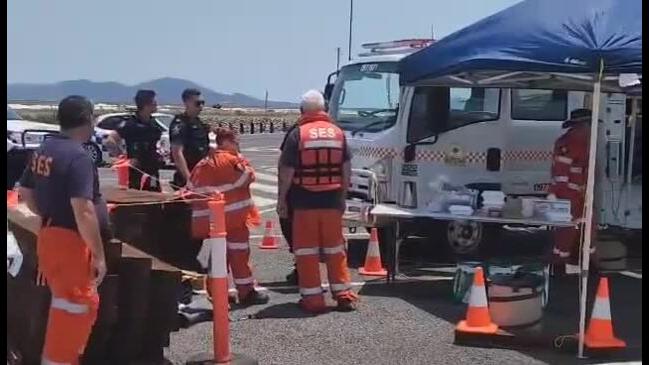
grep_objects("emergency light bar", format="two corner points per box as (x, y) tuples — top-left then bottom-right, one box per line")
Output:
(359, 39), (434, 57)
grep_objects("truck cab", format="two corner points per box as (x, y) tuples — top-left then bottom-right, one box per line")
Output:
(324, 40), (640, 255)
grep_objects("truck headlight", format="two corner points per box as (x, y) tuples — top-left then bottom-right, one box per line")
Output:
(8, 131), (21, 144)
(368, 158), (392, 202)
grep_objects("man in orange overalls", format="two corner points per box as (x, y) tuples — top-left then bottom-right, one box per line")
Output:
(277, 90), (358, 313)
(18, 95), (107, 364)
(549, 108), (597, 268)
(190, 127), (269, 305)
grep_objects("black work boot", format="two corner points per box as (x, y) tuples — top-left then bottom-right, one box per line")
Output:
(239, 289), (270, 306)
(285, 266), (299, 285)
(335, 291), (359, 312)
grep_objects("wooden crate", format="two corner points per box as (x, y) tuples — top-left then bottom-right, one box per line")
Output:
(8, 195), (182, 365)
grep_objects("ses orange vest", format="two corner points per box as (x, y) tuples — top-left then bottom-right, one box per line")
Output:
(188, 149), (259, 239)
(292, 112), (345, 192)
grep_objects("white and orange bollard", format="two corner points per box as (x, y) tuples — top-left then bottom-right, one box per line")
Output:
(113, 156), (130, 190)
(187, 198), (257, 365)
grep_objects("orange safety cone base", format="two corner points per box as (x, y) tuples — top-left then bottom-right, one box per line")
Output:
(259, 240), (279, 249)
(358, 267), (387, 276)
(456, 320), (499, 334)
(185, 352), (258, 365)
(584, 335), (627, 349)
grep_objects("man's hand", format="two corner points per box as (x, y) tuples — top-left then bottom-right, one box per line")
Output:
(276, 200), (288, 218)
(92, 255), (107, 286)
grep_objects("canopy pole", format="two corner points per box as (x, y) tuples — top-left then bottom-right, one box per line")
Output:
(577, 63), (604, 358)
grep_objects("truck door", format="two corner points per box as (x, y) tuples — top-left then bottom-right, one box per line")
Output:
(398, 85), (503, 209)
(596, 93), (638, 228)
(500, 89), (576, 196)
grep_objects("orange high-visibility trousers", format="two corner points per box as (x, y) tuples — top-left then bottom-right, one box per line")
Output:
(552, 192), (597, 262)
(226, 224), (255, 299)
(37, 227), (99, 365)
(293, 209), (352, 311)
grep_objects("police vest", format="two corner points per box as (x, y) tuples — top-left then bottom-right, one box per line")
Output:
(169, 114), (210, 170)
(292, 119), (345, 192)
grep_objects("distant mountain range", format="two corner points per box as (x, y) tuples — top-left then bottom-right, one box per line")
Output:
(7, 77), (298, 108)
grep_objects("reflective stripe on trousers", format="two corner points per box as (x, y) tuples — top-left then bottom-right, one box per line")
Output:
(193, 197), (255, 217)
(37, 227), (99, 365)
(225, 198), (254, 213)
(226, 226), (255, 298)
(41, 357), (73, 365)
(293, 209), (352, 306)
(51, 297), (89, 314)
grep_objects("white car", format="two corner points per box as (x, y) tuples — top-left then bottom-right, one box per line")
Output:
(7, 106), (103, 188)
(93, 112), (175, 167)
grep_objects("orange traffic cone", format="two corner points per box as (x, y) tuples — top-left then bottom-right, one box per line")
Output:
(358, 228), (387, 276)
(584, 277), (626, 350)
(7, 190), (19, 209)
(456, 267), (498, 334)
(259, 220), (279, 249)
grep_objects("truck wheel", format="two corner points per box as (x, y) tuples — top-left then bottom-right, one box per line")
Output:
(446, 220), (483, 255)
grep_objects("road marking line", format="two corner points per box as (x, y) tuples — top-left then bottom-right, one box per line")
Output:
(254, 172), (278, 183)
(253, 196), (276, 208)
(619, 271), (642, 279)
(251, 182), (277, 194)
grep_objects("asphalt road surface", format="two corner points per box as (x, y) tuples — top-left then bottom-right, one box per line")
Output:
(99, 133), (642, 365)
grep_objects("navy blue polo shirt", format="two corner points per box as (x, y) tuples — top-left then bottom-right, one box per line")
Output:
(19, 134), (109, 234)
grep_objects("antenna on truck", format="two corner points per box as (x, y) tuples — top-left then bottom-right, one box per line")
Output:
(348, 0), (354, 61)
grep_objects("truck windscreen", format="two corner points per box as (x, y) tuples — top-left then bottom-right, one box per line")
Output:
(329, 62), (399, 133)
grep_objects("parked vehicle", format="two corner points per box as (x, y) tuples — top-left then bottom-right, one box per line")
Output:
(323, 40), (640, 255)
(93, 112), (175, 167)
(7, 106), (104, 189)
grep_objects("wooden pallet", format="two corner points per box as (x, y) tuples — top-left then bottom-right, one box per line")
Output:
(7, 191), (184, 365)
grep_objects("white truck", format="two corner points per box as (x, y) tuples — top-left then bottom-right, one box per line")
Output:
(323, 39), (642, 256)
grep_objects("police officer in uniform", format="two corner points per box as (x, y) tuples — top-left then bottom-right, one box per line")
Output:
(107, 89), (163, 191)
(169, 88), (211, 190)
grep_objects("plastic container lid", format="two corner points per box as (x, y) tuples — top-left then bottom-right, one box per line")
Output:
(489, 272), (545, 289)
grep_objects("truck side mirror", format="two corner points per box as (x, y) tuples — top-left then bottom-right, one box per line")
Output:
(324, 83), (334, 102)
(404, 144), (416, 163)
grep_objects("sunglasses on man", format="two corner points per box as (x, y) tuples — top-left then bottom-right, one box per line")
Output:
(195, 100), (205, 107)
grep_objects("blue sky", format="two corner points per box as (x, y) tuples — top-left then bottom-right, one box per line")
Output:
(7, 0), (520, 101)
